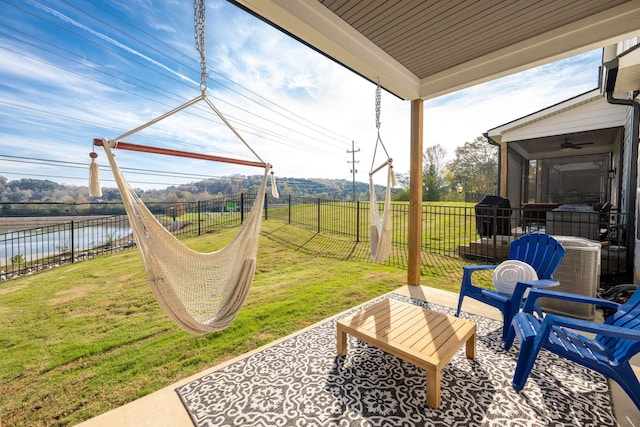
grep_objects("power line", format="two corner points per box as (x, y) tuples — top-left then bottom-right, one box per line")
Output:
(0, 0), (370, 190)
(0, 155), (214, 180)
(0, 42), (343, 159)
(2, 0), (352, 150)
(83, 0), (352, 146)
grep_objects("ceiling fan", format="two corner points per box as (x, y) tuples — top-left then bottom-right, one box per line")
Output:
(559, 138), (594, 150)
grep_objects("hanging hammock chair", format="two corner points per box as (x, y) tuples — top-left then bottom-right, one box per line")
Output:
(95, 137), (272, 335)
(88, 0), (277, 334)
(369, 80), (396, 263)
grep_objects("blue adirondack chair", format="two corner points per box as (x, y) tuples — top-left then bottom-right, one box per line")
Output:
(506, 287), (640, 409)
(455, 233), (566, 341)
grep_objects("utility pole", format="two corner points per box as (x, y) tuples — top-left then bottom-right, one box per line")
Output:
(347, 140), (360, 201)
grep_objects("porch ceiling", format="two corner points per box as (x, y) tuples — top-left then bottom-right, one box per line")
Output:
(230, 0), (640, 100)
(508, 127), (621, 160)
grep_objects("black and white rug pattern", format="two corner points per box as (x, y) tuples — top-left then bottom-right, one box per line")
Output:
(176, 295), (615, 426)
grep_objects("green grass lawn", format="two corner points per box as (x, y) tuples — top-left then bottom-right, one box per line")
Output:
(2, 220), (466, 426)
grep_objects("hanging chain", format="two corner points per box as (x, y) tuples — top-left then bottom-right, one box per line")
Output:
(375, 78), (381, 130)
(373, 78), (390, 162)
(194, 0), (208, 92)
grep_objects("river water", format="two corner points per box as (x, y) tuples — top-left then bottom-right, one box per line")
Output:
(0, 221), (132, 266)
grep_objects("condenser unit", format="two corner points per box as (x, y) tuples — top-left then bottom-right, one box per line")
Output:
(541, 236), (601, 320)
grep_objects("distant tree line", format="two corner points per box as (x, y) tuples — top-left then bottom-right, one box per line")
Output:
(1, 136), (496, 210)
(0, 174), (390, 209)
(392, 136), (498, 202)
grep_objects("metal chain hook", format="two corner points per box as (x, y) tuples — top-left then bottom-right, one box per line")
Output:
(373, 78), (390, 160)
(375, 78), (381, 130)
(194, 0), (208, 93)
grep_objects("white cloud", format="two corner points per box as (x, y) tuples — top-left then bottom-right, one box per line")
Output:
(423, 50), (602, 160)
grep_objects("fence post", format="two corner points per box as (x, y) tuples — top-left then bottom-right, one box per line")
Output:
(288, 194), (291, 224)
(356, 200), (360, 242)
(70, 220), (75, 264)
(241, 193), (245, 224)
(264, 193), (268, 220)
(317, 198), (321, 233)
(492, 207), (498, 261)
(197, 201), (201, 236)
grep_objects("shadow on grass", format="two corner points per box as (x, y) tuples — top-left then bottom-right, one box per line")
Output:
(261, 222), (466, 281)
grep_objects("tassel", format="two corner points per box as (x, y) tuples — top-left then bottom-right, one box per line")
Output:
(89, 152), (102, 197)
(270, 171), (279, 199)
(388, 159), (397, 187)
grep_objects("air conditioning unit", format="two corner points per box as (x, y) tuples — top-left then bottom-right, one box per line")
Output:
(541, 236), (601, 320)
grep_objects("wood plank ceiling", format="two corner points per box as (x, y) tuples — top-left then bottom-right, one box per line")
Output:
(231, 0), (640, 100)
(320, 0), (628, 80)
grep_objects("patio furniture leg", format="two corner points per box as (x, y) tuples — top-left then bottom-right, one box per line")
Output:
(504, 323), (517, 350)
(426, 366), (441, 408)
(336, 324), (347, 356)
(512, 336), (537, 390)
(510, 314), (543, 391)
(466, 332), (476, 359)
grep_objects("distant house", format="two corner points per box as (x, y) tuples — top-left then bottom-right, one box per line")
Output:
(486, 39), (640, 282)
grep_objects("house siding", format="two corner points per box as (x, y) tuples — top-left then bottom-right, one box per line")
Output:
(620, 106), (634, 214)
(501, 97), (626, 142)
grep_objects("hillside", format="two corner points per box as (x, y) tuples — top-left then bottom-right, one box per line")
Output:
(0, 175), (392, 204)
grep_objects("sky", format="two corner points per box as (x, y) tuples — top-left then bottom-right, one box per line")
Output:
(0, 0), (605, 192)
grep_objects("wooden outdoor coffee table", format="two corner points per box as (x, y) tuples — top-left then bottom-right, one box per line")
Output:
(336, 298), (476, 408)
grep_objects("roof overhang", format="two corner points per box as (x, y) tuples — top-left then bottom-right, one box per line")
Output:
(487, 90), (623, 160)
(487, 90), (603, 143)
(603, 43), (640, 93)
(230, 0), (640, 100)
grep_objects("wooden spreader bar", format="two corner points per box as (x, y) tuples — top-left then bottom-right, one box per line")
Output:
(369, 158), (393, 176)
(93, 138), (266, 168)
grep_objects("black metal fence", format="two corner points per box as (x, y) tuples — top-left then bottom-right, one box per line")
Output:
(0, 195), (259, 280)
(0, 196), (631, 283)
(266, 195), (630, 281)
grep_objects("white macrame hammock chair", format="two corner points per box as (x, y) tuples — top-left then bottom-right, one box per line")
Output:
(88, 0), (279, 334)
(92, 94), (275, 336)
(93, 101), (276, 335)
(369, 80), (396, 263)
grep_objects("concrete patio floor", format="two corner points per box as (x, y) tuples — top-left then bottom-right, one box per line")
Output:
(77, 285), (639, 427)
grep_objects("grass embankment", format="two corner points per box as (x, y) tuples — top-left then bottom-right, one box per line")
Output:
(0, 220), (470, 426)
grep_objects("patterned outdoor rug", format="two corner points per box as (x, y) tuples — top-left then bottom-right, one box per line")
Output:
(176, 295), (615, 426)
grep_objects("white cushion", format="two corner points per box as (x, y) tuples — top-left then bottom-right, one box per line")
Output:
(492, 260), (538, 296)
